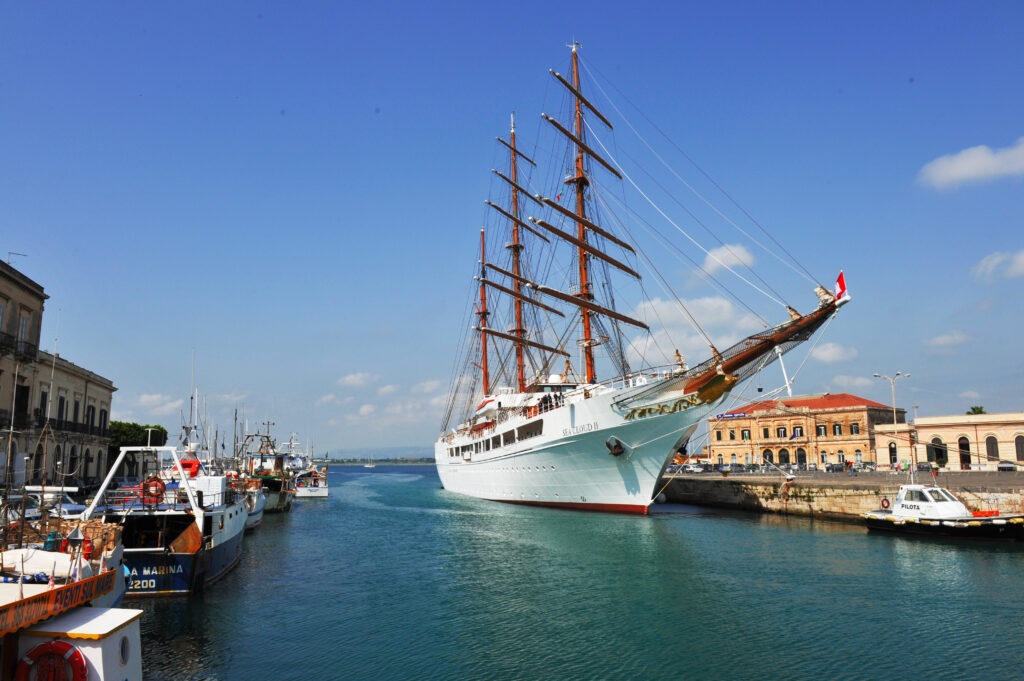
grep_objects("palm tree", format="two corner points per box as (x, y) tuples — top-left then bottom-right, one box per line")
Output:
(966, 406), (986, 415)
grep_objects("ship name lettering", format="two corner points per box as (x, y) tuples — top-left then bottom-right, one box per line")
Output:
(623, 395), (703, 421)
(902, 504), (919, 510)
(563, 421), (599, 436)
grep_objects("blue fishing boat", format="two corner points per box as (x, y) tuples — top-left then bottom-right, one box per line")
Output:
(83, 445), (248, 596)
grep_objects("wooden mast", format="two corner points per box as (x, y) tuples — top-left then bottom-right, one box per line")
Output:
(509, 113), (527, 392)
(569, 43), (596, 384)
(478, 227), (490, 395)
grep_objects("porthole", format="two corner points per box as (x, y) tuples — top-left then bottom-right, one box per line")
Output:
(119, 635), (131, 665)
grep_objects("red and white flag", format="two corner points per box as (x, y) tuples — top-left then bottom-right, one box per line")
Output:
(834, 271), (847, 299)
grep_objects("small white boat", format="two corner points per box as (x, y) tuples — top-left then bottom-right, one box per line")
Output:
(295, 467), (329, 498)
(863, 483), (1024, 540)
(244, 487), (267, 531)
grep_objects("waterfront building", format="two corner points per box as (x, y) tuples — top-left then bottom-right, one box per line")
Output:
(707, 393), (904, 468)
(0, 261), (115, 487)
(876, 412), (1024, 472)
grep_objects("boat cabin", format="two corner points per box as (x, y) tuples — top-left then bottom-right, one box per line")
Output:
(891, 484), (973, 520)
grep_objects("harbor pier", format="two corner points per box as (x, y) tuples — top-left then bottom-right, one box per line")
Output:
(661, 471), (1024, 521)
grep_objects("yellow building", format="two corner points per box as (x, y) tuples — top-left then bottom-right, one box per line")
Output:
(1, 261), (115, 487)
(707, 393), (905, 469)
(876, 412), (1024, 471)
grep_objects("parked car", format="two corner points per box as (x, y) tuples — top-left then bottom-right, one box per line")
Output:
(916, 462), (936, 472)
(683, 464), (703, 473)
(28, 492), (87, 519)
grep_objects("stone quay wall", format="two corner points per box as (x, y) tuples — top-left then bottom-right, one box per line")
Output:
(661, 472), (1024, 521)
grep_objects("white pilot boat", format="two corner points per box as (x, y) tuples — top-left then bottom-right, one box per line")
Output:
(863, 483), (1024, 540)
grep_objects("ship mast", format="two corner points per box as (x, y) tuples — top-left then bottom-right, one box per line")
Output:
(478, 227), (490, 395)
(508, 114), (526, 392)
(569, 43), (596, 384)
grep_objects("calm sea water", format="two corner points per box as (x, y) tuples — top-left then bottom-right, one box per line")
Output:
(139, 465), (1024, 680)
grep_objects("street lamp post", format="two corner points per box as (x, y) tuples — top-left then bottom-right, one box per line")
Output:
(874, 372), (910, 468)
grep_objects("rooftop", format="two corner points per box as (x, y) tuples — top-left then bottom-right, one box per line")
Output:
(726, 393), (893, 415)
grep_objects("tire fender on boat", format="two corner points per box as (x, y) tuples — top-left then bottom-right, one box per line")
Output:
(881, 497), (890, 509)
(15, 640), (88, 681)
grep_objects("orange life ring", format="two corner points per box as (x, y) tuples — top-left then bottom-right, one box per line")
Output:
(142, 476), (167, 503)
(14, 640), (88, 681)
(59, 537), (94, 560)
(881, 497), (890, 509)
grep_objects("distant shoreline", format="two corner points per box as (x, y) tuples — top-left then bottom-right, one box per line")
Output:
(317, 461), (434, 466)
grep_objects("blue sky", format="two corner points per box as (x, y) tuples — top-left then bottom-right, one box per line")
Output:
(3, 1), (1022, 452)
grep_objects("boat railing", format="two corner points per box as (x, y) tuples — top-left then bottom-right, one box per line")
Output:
(97, 486), (233, 512)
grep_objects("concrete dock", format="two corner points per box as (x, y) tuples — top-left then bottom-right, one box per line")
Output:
(661, 471), (1024, 521)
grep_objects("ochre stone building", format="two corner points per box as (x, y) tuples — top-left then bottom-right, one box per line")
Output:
(707, 393), (905, 468)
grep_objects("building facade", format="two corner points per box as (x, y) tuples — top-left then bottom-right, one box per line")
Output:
(1, 261), (115, 487)
(707, 393), (905, 469)
(881, 412), (1024, 472)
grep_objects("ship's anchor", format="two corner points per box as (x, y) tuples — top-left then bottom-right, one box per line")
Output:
(606, 436), (626, 457)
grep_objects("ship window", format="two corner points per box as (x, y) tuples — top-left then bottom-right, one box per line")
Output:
(986, 436), (999, 461)
(517, 420), (543, 441)
(923, 490), (946, 503)
(906, 489), (928, 502)
(491, 436), (501, 449)
(503, 430), (515, 446)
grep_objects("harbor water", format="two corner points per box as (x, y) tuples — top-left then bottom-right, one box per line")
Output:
(140, 465), (1024, 680)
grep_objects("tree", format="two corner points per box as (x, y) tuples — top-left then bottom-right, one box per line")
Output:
(108, 421), (168, 451)
(966, 406), (987, 415)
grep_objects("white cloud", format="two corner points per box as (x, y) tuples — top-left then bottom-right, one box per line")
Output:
(918, 137), (1024, 189)
(958, 390), (981, 400)
(972, 249), (1024, 282)
(315, 393), (338, 406)
(149, 398), (184, 416)
(377, 385), (397, 396)
(832, 375), (873, 389)
(701, 244), (755, 275)
(411, 379), (441, 394)
(337, 372), (379, 388)
(924, 330), (970, 347)
(357, 404), (376, 416)
(111, 409), (133, 421)
(811, 342), (858, 363)
(138, 393), (169, 408)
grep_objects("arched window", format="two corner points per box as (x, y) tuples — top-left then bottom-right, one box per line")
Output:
(763, 449), (774, 463)
(820, 450), (828, 464)
(745, 453), (751, 465)
(778, 449), (790, 464)
(95, 449), (106, 480)
(68, 446), (78, 479)
(986, 436), (999, 461)
(927, 437), (948, 465)
(1016, 436), (1024, 462)
(796, 448), (807, 465)
(33, 444), (44, 481)
(84, 447), (92, 478)
(717, 454), (723, 465)
(888, 442), (897, 464)
(855, 449), (863, 463)
(837, 450), (846, 462)
(958, 437), (971, 469)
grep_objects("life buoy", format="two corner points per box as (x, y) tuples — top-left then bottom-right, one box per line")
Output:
(14, 640), (88, 681)
(881, 497), (890, 509)
(59, 537), (94, 560)
(142, 476), (167, 503)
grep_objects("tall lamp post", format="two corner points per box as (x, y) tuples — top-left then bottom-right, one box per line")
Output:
(874, 372), (910, 468)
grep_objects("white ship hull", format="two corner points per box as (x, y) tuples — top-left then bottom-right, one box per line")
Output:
(435, 375), (729, 514)
(295, 485), (328, 498)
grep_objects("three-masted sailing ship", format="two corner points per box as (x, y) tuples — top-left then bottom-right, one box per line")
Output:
(435, 45), (848, 514)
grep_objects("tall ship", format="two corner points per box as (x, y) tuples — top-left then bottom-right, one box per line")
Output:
(435, 44), (848, 514)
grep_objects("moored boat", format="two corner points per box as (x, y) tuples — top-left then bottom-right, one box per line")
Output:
(83, 445), (248, 596)
(295, 466), (329, 498)
(246, 436), (295, 513)
(244, 484), (267, 531)
(435, 44), (848, 514)
(863, 483), (1024, 540)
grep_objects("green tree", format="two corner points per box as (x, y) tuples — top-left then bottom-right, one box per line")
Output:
(108, 421), (169, 451)
(966, 406), (986, 415)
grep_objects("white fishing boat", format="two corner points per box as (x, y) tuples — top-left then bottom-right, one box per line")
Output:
(246, 436), (295, 513)
(243, 486), (267, 531)
(435, 44), (848, 514)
